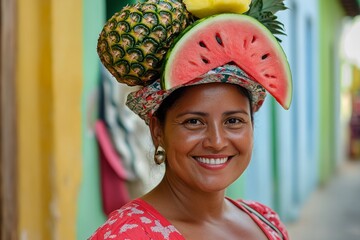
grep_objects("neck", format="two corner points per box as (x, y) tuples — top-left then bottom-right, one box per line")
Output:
(143, 173), (229, 222)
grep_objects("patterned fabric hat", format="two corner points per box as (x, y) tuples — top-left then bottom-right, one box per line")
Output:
(126, 64), (266, 125)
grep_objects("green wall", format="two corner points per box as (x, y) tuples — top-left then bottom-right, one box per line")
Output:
(318, 0), (345, 183)
(77, 0), (138, 239)
(77, 0), (106, 239)
(226, 174), (246, 199)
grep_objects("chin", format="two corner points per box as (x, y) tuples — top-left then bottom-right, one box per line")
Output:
(196, 176), (238, 193)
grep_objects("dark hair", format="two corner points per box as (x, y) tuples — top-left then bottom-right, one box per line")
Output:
(154, 83), (254, 126)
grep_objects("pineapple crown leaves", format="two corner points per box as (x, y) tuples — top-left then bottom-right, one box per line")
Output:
(245, 0), (287, 42)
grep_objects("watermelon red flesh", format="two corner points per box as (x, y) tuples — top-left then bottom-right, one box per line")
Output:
(162, 14), (292, 109)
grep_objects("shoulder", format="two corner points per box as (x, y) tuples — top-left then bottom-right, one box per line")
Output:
(89, 199), (182, 240)
(88, 200), (151, 239)
(235, 199), (289, 240)
(241, 200), (282, 222)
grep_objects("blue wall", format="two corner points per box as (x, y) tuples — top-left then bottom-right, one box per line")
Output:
(277, 0), (320, 221)
(232, 0), (321, 223)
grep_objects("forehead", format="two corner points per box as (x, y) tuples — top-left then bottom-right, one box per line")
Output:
(170, 83), (251, 111)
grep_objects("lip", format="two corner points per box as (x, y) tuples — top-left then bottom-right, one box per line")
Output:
(193, 155), (232, 170)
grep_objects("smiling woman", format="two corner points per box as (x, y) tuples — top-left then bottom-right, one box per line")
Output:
(90, 0), (292, 239)
(90, 69), (288, 240)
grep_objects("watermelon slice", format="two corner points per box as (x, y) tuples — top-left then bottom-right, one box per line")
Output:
(162, 14), (292, 109)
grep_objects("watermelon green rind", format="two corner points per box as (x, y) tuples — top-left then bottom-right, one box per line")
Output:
(161, 13), (292, 110)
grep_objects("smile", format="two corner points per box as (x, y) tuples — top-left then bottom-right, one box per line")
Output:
(195, 157), (229, 165)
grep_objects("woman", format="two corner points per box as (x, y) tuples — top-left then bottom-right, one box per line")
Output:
(90, 65), (289, 239)
(91, 0), (291, 239)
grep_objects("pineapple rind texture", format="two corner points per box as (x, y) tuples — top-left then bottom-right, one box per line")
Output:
(97, 0), (193, 86)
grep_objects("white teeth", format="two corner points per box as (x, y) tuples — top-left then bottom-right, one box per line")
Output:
(196, 157), (228, 165)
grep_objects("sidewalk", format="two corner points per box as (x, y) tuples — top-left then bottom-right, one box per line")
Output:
(286, 160), (360, 240)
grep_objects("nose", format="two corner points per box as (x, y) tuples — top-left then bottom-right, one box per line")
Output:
(202, 123), (227, 151)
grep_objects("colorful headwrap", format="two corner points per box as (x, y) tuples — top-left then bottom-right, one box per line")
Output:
(126, 64), (266, 124)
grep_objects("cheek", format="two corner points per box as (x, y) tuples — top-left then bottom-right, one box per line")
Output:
(233, 135), (254, 163)
(231, 128), (253, 147)
(165, 131), (203, 153)
(234, 131), (254, 170)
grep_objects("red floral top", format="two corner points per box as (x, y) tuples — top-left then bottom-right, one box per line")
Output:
(89, 198), (289, 240)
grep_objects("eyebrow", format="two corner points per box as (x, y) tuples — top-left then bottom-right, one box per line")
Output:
(223, 110), (250, 116)
(175, 111), (208, 118)
(175, 110), (250, 119)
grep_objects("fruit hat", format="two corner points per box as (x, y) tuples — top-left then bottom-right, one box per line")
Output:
(97, 0), (292, 125)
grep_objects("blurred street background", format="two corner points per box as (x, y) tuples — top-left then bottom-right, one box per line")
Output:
(1, 0), (360, 239)
(287, 159), (360, 240)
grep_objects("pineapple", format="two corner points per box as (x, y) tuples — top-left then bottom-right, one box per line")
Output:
(97, 0), (193, 86)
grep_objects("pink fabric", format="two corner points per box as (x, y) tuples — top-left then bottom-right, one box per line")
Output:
(95, 121), (129, 180)
(95, 120), (131, 216)
(89, 198), (289, 239)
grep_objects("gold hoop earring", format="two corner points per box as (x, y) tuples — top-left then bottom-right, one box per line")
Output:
(154, 146), (166, 165)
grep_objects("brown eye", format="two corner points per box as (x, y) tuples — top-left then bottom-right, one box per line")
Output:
(225, 117), (247, 129)
(226, 118), (241, 124)
(185, 119), (202, 125)
(182, 118), (204, 129)
(226, 118), (244, 124)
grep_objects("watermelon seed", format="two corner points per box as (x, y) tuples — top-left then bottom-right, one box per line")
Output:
(215, 33), (224, 46)
(265, 73), (277, 79)
(261, 53), (270, 60)
(189, 61), (198, 66)
(201, 56), (210, 64)
(269, 84), (277, 89)
(199, 41), (208, 49)
(251, 36), (257, 43)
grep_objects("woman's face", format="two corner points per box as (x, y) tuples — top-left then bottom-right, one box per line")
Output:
(151, 83), (254, 193)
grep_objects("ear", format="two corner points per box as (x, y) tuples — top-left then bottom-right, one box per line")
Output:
(149, 116), (164, 147)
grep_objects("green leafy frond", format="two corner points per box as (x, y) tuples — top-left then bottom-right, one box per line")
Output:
(245, 0), (287, 42)
(262, 0), (287, 14)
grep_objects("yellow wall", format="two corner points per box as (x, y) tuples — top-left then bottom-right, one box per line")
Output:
(17, 0), (82, 239)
